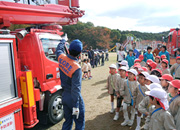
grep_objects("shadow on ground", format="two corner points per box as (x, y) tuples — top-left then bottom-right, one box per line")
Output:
(85, 112), (134, 130)
(97, 91), (109, 99)
(92, 79), (107, 86)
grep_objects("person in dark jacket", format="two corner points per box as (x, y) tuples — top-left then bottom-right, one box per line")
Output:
(105, 51), (109, 61)
(101, 51), (105, 66)
(89, 46), (94, 68)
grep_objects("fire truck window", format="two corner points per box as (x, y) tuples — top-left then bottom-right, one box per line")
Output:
(41, 38), (60, 62)
(0, 43), (16, 103)
(169, 35), (172, 42)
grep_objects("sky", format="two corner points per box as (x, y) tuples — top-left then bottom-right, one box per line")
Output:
(79, 0), (180, 33)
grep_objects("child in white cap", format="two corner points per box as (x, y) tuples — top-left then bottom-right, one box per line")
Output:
(113, 66), (128, 121)
(168, 80), (180, 130)
(107, 64), (120, 113)
(146, 75), (160, 85)
(120, 69), (138, 126)
(145, 88), (176, 130)
(133, 72), (149, 130)
(138, 83), (162, 129)
(118, 60), (129, 69)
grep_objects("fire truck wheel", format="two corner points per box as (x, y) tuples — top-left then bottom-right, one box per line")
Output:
(48, 92), (64, 124)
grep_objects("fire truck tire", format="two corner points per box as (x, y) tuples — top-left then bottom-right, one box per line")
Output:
(48, 92), (64, 124)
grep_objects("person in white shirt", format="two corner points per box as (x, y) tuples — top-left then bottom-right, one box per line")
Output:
(117, 46), (126, 67)
(87, 59), (92, 79)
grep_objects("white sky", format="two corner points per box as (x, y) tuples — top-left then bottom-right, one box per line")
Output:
(79, 0), (180, 33)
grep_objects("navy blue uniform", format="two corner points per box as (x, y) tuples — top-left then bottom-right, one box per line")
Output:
(56, 41), (85, 130)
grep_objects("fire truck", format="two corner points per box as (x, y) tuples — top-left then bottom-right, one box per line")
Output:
(0, 0), (84, 129)
(166, 28), (180, 56)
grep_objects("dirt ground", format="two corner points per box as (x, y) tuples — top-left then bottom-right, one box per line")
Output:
(29, 53), (144, 130)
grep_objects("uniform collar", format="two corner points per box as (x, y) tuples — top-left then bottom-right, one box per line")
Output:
(67, 54), (78, 62)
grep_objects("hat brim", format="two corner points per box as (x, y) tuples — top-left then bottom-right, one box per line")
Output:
(109, 67), (116, 69)
(127, 70), (133, 74)
(145, 91), (151, 96)
(168, 81), (179, 90)
(146, 77), (151, 81)
(145, 85), (150, 90)
(119, 68), (127, 71)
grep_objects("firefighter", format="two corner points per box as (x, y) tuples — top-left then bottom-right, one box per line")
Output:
(56, 39), (85, 130)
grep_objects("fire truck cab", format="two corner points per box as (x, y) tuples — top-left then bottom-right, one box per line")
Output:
(167, 28), (180, 56)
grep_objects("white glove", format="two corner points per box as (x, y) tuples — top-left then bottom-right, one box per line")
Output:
(72, 107), (79, 119)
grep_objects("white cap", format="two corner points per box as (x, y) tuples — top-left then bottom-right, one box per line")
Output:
(145, 88), (169, 110)
(146, 83), (162, 90)
(119, 60), (129, 69)
(139, 72), (149, 78)
(109, 64), (117, 69)
(119, 66), (128, 71)
(146, 75), (160, 84)
(127, 69), (138, 76)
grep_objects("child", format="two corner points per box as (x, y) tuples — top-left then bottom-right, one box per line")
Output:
(133, 72), (149, 130)
(87, 59), (92, 79)
(119, 60), (129, 69)
(150, 69), (162, 78)
(130, 63), (141, 72)
(107, 64), (120, 113)
(147, 61), (157, 74)
(120, 69), (138, 126)
(145, 88), (176, 130)
(82, 59), (88, 80)
(143, 46), (154, 62)
(161, 59), (170, 75)
(139, 54), (146, 67)
(160, 74), (173, 93)
(113, 66), (128, 120)
(138, 83), (162, 130)
(155, 56), (161, 69)
(160, 54), (167, 61)
(168, 80), (180, 130)
(134, 59), (141, 64)
(146, 75), (160, 85)
(85, 53), (88, 59)
(170, 56), (180, 79)
(176, 48), (180, 56)
(138, 67), (148, 73)
(125, 49), (135, 68)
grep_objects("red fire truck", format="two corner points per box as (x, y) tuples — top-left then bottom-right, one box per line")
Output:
(0, 0), (84, 129)
(166, 28), (180, 56)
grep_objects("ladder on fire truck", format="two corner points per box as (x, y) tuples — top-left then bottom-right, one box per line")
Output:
(0, 0), (84, 28)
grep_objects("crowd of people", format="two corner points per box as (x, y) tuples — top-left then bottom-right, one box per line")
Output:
(107, 43), (180, 130)
(81, 46), (109, 80)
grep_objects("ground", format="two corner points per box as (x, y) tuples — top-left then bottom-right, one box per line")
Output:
(29, 53), (150, 130)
